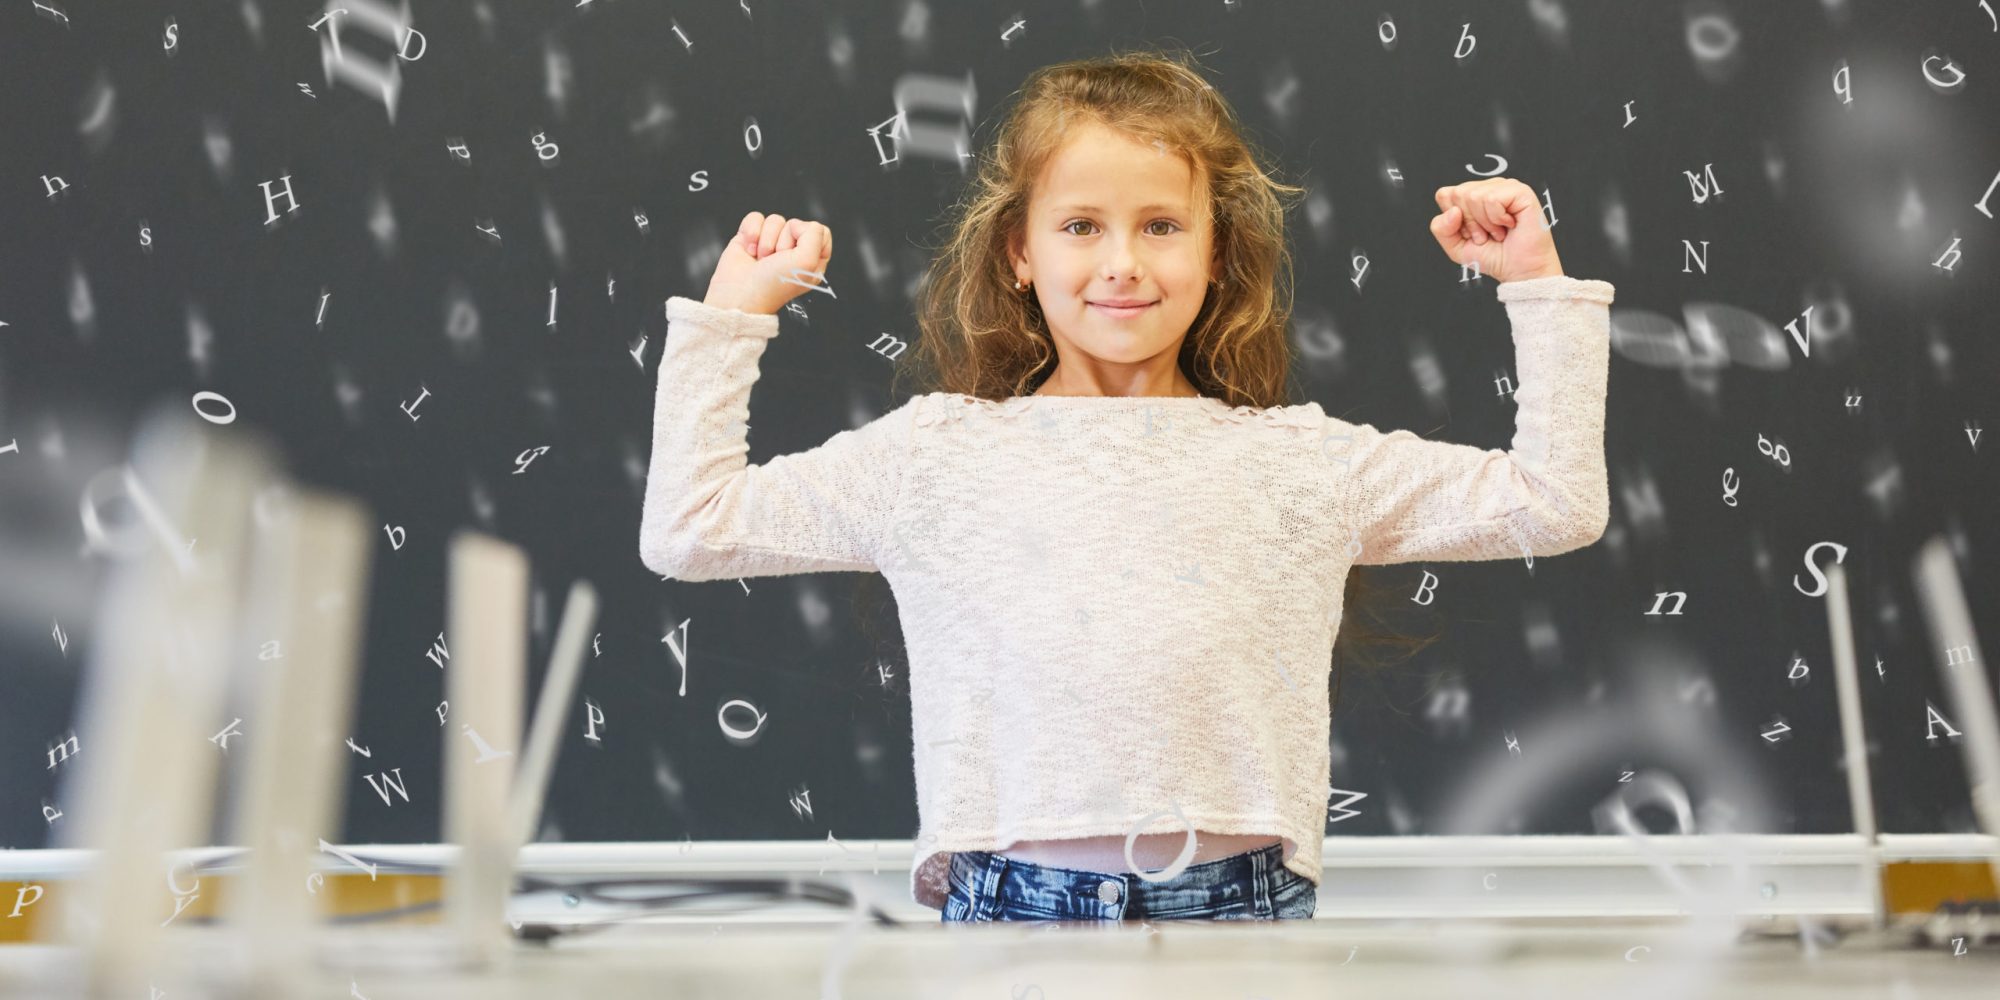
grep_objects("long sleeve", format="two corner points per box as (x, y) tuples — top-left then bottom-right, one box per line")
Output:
(638, 296), (920, 581)
(1329, 273), (1615, 566)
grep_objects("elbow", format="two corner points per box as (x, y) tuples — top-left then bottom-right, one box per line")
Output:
(642, 532), (721, 581)
(638, 499), (673, 577)
(639, 539), (680, 579)
(1581, 469), (1611, 544)
(639, 528), (684, 579)
(1551, 485), (1609, 554)
(1519, 482), (1607, 558)
(641, 487), (734, 582)
(1511, 448), (1607, 556)
(641, 517), (732, 583)
(638, 504), (696, 580)
(1576, 493), (1610, 548)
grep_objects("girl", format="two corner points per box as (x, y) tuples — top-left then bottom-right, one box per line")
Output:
(640, 48), (1613, 924)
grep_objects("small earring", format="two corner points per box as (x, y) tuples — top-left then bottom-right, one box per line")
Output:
(1014, 278), (1030, 292)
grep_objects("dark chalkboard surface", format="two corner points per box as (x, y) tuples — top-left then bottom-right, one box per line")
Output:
(3, 1), (1994, 861)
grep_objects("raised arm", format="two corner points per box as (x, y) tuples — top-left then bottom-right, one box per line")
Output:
(638, 296), (919, 581)
(1328, 274), (1615, 566)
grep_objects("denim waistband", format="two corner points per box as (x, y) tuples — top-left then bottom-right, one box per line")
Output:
(947, 839), (1295, 921)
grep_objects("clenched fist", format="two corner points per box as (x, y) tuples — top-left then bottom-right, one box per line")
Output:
(1430, 178), (1564, 284)
(702, 211), (833, 315)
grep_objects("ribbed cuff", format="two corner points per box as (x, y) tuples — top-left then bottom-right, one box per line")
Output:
(1495, 275), (1616, 305)
(665, 296), (782, 340)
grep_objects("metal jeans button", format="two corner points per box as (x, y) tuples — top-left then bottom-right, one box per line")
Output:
(1097, 879), (1121, 905)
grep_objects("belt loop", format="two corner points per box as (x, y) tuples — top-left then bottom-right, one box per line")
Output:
(982, 852), (1009, 921)
(1250, 842), (1274, 918)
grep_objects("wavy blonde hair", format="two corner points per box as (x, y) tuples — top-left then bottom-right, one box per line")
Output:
(868, 45), (1439, 710)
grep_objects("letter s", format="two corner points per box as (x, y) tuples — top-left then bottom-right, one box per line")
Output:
(1792, 540), (1848, 597)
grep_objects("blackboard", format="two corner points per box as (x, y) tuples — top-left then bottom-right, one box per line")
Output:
(4, 1), (1995, 866)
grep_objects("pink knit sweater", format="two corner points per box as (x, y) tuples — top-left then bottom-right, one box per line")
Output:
(640, 274), (1615, 911)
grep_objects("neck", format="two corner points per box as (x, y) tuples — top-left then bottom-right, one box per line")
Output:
(1034, 372), (1202, 398)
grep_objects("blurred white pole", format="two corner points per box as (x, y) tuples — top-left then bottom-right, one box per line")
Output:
(443, 530), (528, 969)
(1910, 537), (2000, 893)
(1823, 562), (1885, 929)
(54, 410), (278, 997)
(224, 487), (372, 994)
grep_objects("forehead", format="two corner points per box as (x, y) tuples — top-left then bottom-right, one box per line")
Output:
(1032, 124), (1198, 214)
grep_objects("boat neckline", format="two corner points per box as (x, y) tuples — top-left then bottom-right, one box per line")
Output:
(971, 392), (1219, 402)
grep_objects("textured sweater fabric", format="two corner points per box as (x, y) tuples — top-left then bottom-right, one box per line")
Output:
(640, 274), (1616, 912)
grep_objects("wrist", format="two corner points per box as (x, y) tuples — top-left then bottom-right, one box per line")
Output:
(1504, 266), (1566, 283)
(701, 296), (776, 316)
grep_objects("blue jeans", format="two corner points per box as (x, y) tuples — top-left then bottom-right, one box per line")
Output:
(940, 839), (1315, 922)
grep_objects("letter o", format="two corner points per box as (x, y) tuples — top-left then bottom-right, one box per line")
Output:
(717, 698), (768, 742)
(191, 390), (236, 425)
(1686, 14), (1739, 62)
(1123, 799), (1199, 884)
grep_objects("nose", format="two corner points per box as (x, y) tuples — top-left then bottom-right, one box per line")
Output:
(1101, 233), (1143, 281)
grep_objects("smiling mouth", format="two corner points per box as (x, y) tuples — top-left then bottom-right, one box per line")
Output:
(1089, 301), (1157, 315)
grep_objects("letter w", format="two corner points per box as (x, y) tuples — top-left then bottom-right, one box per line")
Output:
(363, 767), (411, 806)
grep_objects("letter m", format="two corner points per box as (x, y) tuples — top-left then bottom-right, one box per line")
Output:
(866, 332), (909, 362)
(1684, 162), (1723, 204)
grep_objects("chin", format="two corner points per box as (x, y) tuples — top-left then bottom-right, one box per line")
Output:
(1081, 346), (1176, 364)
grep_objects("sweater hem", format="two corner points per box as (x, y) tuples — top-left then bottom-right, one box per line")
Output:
(1494, 274), (1616, 305)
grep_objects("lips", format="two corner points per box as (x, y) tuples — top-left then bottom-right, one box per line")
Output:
(1090, 300), (1156, 317)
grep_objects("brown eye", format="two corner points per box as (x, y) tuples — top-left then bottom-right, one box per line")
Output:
(1063, 220), (1181, 236)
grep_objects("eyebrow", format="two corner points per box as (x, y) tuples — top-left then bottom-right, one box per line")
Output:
(1053, 203), (1188, 215)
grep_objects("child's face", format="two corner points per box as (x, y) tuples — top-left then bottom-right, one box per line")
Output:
(1013, 123), (1218, 391)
